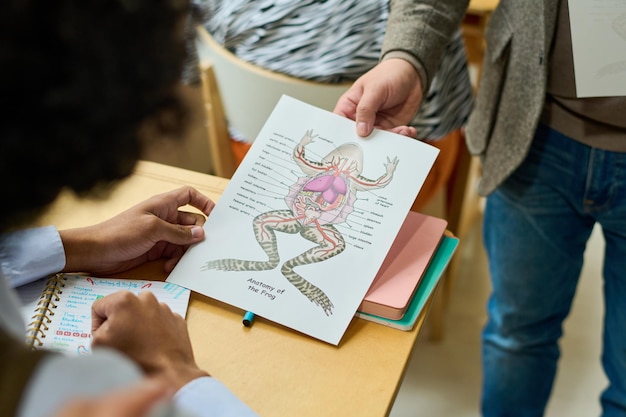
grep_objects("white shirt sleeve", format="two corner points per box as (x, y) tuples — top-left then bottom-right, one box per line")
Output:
(0, 226), (65, 288)
(17, 348), (146, 417)
(173, 376), (260, 417)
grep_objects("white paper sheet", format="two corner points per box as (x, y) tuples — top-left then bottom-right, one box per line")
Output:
(569, 0), (626, 97)
(167, 96), (439, 345)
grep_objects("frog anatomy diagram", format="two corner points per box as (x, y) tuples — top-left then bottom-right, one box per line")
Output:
(202, 130), (398, 316)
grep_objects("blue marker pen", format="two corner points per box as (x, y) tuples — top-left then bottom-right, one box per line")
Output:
(242, 311), (255, 327)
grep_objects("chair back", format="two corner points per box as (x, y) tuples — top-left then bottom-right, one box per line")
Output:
(198, 59), (237, 178)
(196, 26), (352, 177)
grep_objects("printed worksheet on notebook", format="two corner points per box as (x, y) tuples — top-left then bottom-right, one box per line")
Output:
(167, 95), (439, 345)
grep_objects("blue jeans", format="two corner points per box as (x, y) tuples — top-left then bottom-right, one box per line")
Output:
(481, 124), (626, 417)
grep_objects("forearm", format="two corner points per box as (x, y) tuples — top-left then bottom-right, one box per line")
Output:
(382, 0), (470, 91)
(13, 225), (102, 277)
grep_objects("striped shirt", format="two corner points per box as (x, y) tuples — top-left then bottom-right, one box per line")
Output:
(193, 0), (474, 141)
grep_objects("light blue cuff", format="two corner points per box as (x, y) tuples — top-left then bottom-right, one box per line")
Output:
(173, 376), (259, 417)
(0, 226), (65, 288)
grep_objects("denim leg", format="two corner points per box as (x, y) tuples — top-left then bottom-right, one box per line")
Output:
(591, 149), (626, 417)
(600, 225), (626, 416)
(481, 125), (595, 417)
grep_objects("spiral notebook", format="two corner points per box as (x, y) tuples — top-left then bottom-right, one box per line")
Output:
(16, 273), (191, 355)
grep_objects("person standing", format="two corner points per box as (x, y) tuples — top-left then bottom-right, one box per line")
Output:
(334, 0), (626, 415)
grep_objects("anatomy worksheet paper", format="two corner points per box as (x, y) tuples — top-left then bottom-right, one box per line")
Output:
(167, 95), (439, 345)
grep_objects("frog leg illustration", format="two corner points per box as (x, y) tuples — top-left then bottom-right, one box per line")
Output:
(202, 210), (303, 271)
(281, 223), (345, 316)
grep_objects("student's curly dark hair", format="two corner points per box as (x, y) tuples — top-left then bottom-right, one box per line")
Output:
(0, 0), (190, 232)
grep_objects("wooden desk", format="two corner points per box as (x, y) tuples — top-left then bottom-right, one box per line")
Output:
(38, 160), (429, 417)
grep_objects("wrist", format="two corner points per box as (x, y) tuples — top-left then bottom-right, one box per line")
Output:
(59, 227), (100, 272)
(157, 363), (210, 392)
(381, 52), (426, 93)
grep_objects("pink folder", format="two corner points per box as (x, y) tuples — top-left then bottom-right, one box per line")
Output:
(358, 211), (448, 320)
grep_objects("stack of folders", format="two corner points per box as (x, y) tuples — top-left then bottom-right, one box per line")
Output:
(355, 211), (459, 331)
